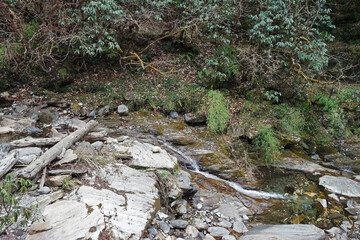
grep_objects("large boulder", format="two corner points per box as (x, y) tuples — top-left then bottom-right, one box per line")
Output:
(113, 140), (178, 170)
(27, 164), (160, 240)
(319, 175), (360, 198)
(239, 224), (326, 240)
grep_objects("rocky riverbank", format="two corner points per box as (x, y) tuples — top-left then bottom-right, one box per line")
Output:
(0, 93), (359, 240)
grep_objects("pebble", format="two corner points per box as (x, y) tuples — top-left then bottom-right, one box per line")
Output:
(159, 221), (170, 234)
(157, 212), (169, 220)
(196, 203), (202, 210)
(170, 112), (179, 119)
(222, 235), (236, 240)
(233, 221), (248, 233)
(192, 218), (208, 230)
(204, 234), (216, 240)
(207, 227), (230, 237)
(185, 225), (199, 238)
(38, 187), (51, 194)
(152, 146), (161, 153)
(170, 220), (188, 229)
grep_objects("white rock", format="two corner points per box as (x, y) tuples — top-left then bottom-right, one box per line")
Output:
(328, 193), (339, 201)
(56, 149), (77, 165)
(319, 175), (360, 197)
(116, 140), (178, 170)
(239, 224), (326, 240)
(0, 126), (14, 134)
(12, 147), (42, 164)
(233, 221), (248, 234)
(152, 146), (161, 153)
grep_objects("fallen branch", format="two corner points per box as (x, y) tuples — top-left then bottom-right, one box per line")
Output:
(16, 120), (98, 179)
(10, 137), (62, 148)
(0, 151), (17, 178)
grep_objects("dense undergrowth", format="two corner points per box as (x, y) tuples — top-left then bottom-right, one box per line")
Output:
(0, 0), (359, 166)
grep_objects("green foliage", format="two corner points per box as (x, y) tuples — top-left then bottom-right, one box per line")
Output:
(198, 45), (239, 87)
(58, 68), (67, 79)
(249, 0), (334, 75)
(0, 173), (35, 233)
(256, 125), (281, 166)
(316, 94), (345, 138)
(22, 21), (39, 41)
(60, 0), (123, 56)
(273, 104), (305, 137)
(265, 90), (282, 103)
(206, 90), (230, 134)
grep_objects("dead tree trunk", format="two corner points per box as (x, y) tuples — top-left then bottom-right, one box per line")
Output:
(16, 120), (98, 179)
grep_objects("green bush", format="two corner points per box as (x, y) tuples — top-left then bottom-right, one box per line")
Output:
(0, 173), (35, 233)
(198, 45), (239, 87)
(206, 90), (230, 134)
(256, 125), (281, 166)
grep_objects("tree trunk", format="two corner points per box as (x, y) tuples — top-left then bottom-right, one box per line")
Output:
(0, 151), (17, 178)
(16, 120), (98, 179)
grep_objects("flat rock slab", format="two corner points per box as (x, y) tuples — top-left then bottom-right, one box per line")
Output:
(27, 164), (159, 240)
(319, 175), (360, 197)
(278, 157), (337, 174)
(239, 224), (326, 240)
(114, 140), (178, 170)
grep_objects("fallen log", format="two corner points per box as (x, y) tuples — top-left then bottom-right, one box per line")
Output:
(16, 120), (98, 179)
(0, 151), (17, 178)
(10, 137), (62, 148)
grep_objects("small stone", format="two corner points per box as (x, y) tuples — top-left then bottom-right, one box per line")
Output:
(185, 225), (198, 238)
(170, 220), (188, 229)
(233, 221), (248, 234)
(242, 215), (249, 221)
(207, 227), (230, 237)
(91, 141), (103, 151)
(196, 203), (202, 210)
(192, 218), (208, 230)
(222, 235), (236, 240)
(175, 200), (187, 214)
(88, 110), (96, 118)
(98, 105), (110, 117)
(170, 112), (179, 119)
(204, 234), (216, 240)
(148, 227), (157, 236)
(0, 127), (15, 134)
(117, 104), (129, 116)
(328, 193), (339, 201)
(216, 220), (232, 228)
(152, 146), (161, 153)
(159, 221), (170, 234)
(318, 199), (327, 209)
(38, 187), (51, 194)
(156, 212), (168, 220)
(45, 175), (71, 187)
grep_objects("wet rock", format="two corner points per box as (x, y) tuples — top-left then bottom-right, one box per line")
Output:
(13, 147), (42, 165)
(98, 105), (111, 117)
(170, 220), (188, 229)
(239, 224), (326, 240)
(185, 225), (199, 238)
(184, 113), (206, 124)
(38, 108), (59, 124)
(170, 112), (179, 119)
(192, 218), (208, 230)
(117, 104), (129, 116)
(278, 151), (337, 174)
(199, 152), (245, 181)
(27, 200), (104, 240)
(115, 140), (178, 170)
(217, 195), (253, 220)
(159, 221), (170, 234)
(45, 175), (71, 187)
(56, 149), (78, 165)
(233, 221), (248, 234)
(222, 235), (236, 240)
(319, 175), (360, 197)
(207, 227), (230, 237)
(0, 126), (15, 134)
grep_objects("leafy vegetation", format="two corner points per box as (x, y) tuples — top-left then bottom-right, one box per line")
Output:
(0, 173), (35, 233)
(256, 125), (281, 166)
(206, 90), (230, 134)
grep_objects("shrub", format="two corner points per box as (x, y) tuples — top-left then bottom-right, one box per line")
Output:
(249, 0), (334, 78)
(0, 173), (35, 233)
(256, 125), (281, 166)
(206, 90), (230, 134)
